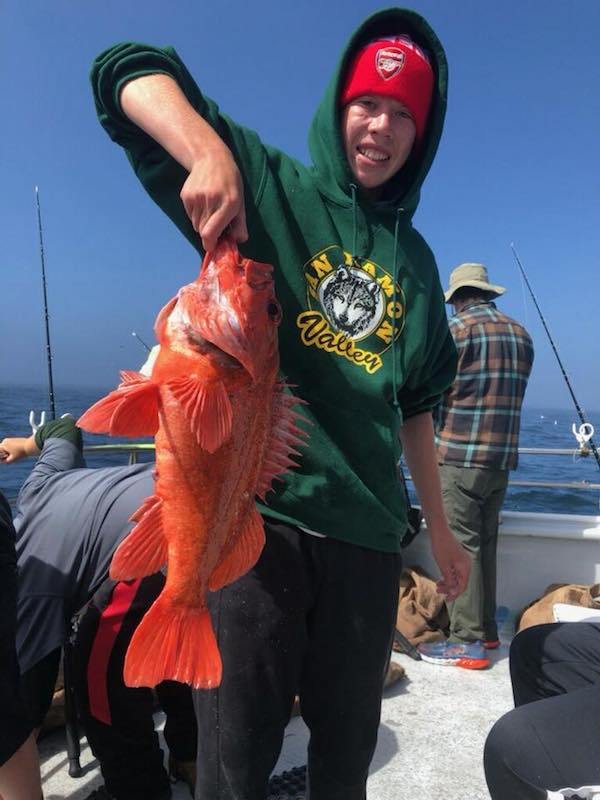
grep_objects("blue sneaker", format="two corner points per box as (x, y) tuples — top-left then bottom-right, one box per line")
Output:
(417, 639), (490, 669)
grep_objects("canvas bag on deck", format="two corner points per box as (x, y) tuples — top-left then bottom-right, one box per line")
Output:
(517, 582), (600, 632)
(394, 566), (449, 647)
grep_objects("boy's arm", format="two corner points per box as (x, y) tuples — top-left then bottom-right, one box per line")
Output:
(120, 74), (247, 252)
(399, 411), (470, 600)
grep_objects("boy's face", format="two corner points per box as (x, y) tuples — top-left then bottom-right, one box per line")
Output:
(342, 95), (416, 194)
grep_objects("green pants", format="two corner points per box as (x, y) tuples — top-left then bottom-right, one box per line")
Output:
(439, 463), (508, 643)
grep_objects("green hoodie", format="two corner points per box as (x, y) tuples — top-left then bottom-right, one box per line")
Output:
(91, 7), (457, 553)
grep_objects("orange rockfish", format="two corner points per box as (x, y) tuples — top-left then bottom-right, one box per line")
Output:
(78, 237), (307, 689)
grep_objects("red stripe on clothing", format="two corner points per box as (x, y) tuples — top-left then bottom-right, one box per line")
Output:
(87, 579), (141, 724)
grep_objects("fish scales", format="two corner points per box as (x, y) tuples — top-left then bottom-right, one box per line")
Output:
(153, 376), (272, 598)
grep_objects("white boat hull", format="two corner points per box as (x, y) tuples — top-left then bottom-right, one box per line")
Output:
(403, 510), (600, 612)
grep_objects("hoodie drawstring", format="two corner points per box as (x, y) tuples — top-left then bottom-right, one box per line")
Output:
(391, 208), (403, 419)
(348, 190), (402, 420)
(349, 183), (358, 260)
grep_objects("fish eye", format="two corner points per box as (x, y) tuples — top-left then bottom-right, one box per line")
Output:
(267, 300), (282, 323)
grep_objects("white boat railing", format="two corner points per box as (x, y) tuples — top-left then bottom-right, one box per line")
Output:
(5, 444), (600, 507)
(80, 443), (600, 489)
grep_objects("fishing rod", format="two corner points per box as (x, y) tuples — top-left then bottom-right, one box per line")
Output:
(131, 330), (152, 352)
(35, 186), (56, 420)
(511, 243), (600, 471)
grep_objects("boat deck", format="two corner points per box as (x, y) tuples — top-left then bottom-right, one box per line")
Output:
(38, 628), (515, 799)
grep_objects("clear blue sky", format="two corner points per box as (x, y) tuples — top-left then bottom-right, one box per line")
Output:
(1, 0), (599, 414)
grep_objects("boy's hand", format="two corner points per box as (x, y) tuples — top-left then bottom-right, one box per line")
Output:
(430, 528), (471, 601)
(181, 149), (248, 253)
(119, 74), (249, 254)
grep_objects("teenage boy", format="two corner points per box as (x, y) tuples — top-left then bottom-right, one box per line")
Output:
(91, 9), (470, 799)
(1, 418), (196, 800)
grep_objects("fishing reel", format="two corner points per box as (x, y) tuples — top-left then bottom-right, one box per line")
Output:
(572, 422), (595, 456)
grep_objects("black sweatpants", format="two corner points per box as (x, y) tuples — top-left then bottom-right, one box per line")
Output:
(23, 573), (197, 800)
(73, 573), (198, 800)
(193, 521), (402, 800)
(484, 622), (600, 799)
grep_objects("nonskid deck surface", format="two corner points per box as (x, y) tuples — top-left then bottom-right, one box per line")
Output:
(38, 633), (514, 799)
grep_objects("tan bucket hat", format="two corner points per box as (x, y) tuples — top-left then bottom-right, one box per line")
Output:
(444, 262), (506, 303)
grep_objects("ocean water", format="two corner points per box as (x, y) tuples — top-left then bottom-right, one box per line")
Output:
(0, 384), (155, 502)
(1, 384), (599, 515)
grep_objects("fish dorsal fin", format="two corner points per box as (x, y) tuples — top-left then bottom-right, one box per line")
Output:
(208, 508), (265, 592)
(256, 383), (309, 500)
(78, 372), (159, 437)
(110, 495), (167, 581)
(168, 376), (233, 453)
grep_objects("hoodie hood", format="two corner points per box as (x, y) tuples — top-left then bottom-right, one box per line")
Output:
(308, 7), (448, 215)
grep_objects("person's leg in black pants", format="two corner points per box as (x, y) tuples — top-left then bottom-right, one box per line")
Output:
(193, 523), (309, 800)
(484, 623), (600, 799)
(0, 493), (40, 783)
(73, 574), (197, 800)
(510, 622), (600, 705)
(193, 521), (401, 800)
(300, 538), (401, 800)
(20, 649), (61, 730)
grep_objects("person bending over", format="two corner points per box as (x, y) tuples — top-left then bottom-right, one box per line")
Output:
(1, 417), (196, 800)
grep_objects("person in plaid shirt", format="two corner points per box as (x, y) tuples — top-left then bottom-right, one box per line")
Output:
(419, 262), (534, 669)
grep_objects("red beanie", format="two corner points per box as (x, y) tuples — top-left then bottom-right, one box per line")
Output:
(340, 36), (434, 142)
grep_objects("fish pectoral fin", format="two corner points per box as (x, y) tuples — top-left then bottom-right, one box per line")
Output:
(168, 377), (233, 453)
(256, 382), (310, 500)
(110, 495), (167, 580)
(124, 598), (222, 689)
(208, 509), (265, 591)
(78, 374), (160, 437)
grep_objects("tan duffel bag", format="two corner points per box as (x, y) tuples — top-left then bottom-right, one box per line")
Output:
(517, 582), (600, 632)
(394, 566), (449, 647)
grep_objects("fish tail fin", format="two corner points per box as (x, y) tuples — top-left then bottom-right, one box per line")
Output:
(78, 372), (159, 437)
(123, 595), (222, 690)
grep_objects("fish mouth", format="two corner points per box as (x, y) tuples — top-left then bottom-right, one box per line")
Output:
(244, 260), (273, 291)
(185, 328), (243, 371)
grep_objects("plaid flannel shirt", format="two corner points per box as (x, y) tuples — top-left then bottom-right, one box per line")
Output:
(436, 301), (534, 470)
